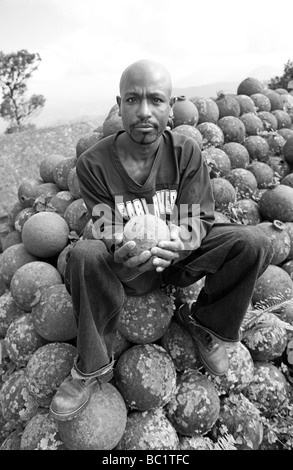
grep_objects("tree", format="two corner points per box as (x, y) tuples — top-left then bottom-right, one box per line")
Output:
(268, 59), (293, 91)
(0, 49), (46, 133)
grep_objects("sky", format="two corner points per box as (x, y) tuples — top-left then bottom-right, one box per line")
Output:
(0, 0), (293, 131)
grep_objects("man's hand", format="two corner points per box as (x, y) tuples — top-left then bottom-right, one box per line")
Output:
(113, 233), (154, 273)
(150, 223), (184, 272)
(113, 224), (184, 273)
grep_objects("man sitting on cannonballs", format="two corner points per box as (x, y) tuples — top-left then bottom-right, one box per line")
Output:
(50, 59), (272, 421)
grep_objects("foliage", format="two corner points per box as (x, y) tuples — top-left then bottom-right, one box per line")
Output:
(0, 49), (45, 133)
(268, 59), (293, 91)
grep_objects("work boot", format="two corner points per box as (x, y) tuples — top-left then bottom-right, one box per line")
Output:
(50, 359), (115, 421)
(175, 301), (229, 376)
(50, 374), (97, 421)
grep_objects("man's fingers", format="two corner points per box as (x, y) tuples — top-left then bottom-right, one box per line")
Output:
(114, 241), (135, 263)
(124, 250), (152, 268)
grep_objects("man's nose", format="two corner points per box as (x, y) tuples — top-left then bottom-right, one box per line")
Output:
(137, 100), (152, 119)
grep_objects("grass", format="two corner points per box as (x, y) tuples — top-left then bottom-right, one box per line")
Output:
(0, 119), (102, 220)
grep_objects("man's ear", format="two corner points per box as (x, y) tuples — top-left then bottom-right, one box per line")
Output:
(116, 96), (122, 116)
(169, 96), (176, 118)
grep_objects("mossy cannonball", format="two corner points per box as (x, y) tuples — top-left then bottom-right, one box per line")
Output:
(234, 94), (256, 115)
(278, 127), (293, 142)
(215, 94), (240, 118)
(20, 411), (65, 450)
(57, 382), (127, 450)
(210, 177), (236, 211)
(283, 136), (293, 165)
(217, 116), (246, 143)
(242, 313), (287, 362)
(232, 198), (262, 225)
(0, 291), (25, 338)
(171, 124), (203, 150)
(243, 135), (270, 163)
(17, 178), (44, 208)
(173, 96), (199, 127)
(4, 314), (45, 367)
(118, 289), (174, 344)
(63, 198), (91, 236)
(112, 329), (132, 361)
(228, 168), (258, 197)
(1, 230), (22, 252)
(173, 277), (206, 307)
(160, 319), (202, 372)
(269, 156), (291, 179)
(21, 212), (69, 258)
(281, 173), (293, 189)
(39, 154), (67, 183)
(190, 97), (219, 124)
(261, 132), (286, 157)
(0, 428), (23, 450)
(252, 264), (293, 305)
(116, 408), (179, 450)
(202, 147), (231, 178)
(10, 261), (63, 312)
(31, 284), (77, 342)
(257, 111), (278, 131)
(259, 185), (293, 222)
(53, 156), (77, 191)
(239, 112), (264, 136)
(237, 77), (265, 96)
(46, 191), (75, 217)
(75, 132), (103, 158)
(7, 201), (25, 228)
(115, 343), (176, 411)
(221, 142), (250, 169)
(26, 342), (77, 407)
(271, 110), (292, 129)
(14, 207), (37, 233)
(165, 370), (220, 436)
(196, 122), (225, 149)
(0, 243), (38, 287)
(247, 161), (274, 189)
(250, 93), (271, 112)
(34, 182), (60, 200)
(257, 220), (291, 266)
(263, 89), (284, 111)
(0, 369), (39, 426)
(245, 362), (290, 417)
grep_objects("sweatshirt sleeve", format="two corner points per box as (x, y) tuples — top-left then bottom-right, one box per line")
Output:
(173, 138), (215, 254)
(76, 153), (123, 251)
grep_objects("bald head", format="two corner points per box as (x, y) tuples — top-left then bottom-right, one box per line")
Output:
(116, 59), (175, 145)
(119, 59), (173, 99)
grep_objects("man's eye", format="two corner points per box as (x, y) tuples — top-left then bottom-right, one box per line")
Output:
(153, 98), (163, 103)
(126, 97), (137, 103)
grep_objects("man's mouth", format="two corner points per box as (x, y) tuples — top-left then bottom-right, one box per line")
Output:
(134, 124), (154, 129)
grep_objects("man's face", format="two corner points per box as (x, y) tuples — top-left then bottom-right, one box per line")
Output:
(117, 67), (174, 145)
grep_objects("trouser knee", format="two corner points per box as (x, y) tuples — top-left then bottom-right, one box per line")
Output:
(234, 226), (273, 264)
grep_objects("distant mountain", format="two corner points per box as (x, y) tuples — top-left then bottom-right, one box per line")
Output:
(172, 82), (240, 100)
